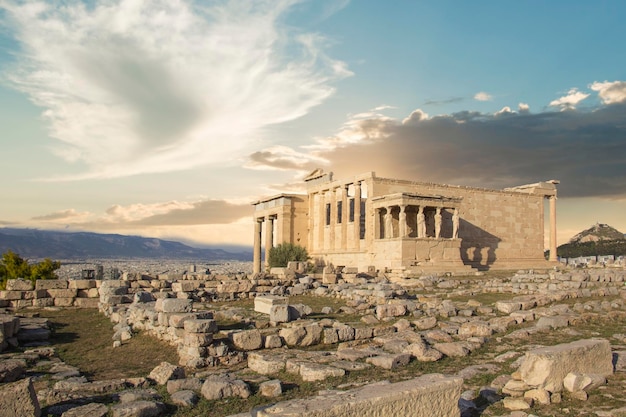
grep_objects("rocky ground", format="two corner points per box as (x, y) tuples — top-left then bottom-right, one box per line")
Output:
(1, 268), (626, 416)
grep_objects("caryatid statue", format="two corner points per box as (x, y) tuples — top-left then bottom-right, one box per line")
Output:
(452, 208), (459, 239)
(417, 206), (426, 238)
(384, 207), (394, 238)
(434, 207), (442, 238)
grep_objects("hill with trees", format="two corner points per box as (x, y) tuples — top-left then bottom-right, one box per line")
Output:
(557, 223), (626, 258)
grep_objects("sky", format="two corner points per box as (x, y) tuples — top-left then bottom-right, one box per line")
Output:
(0, 0), (625, 250)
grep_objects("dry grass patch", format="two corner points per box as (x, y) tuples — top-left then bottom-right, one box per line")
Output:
(40, 308), (178, 380)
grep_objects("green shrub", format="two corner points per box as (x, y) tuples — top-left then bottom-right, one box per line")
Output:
(268, 243), (308, 268)
(0, 250), (61, 290)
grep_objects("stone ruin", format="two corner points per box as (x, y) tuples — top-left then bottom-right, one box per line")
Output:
(1, 266), (626, 416)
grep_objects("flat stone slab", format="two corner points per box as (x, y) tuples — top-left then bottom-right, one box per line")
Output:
(254, 296), (288, 315)
(519, 338), (613, 392)
(256, 374), (462, 417)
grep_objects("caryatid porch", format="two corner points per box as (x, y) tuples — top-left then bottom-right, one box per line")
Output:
(371, 193), (471, 272)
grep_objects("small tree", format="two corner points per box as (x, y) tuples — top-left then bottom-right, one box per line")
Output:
(0, 250), (61, 290)
(268, 243), (308, 268)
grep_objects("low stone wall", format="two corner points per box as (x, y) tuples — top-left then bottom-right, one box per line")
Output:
(0, 279), (100, 309)
(252, 374), (462, 417)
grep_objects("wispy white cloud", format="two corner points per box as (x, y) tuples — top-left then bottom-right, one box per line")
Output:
(474, 91), (492, 101)
(31, 208), (92, 222)
(29, 198), (250, 233)
(1, 0), (350, 180)
(590, 80), (626, 104)
(549, 88), (589, 110)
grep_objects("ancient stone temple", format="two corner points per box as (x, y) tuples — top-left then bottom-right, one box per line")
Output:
(252, 169), (558, 274)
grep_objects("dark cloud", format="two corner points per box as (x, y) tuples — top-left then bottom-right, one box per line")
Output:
(317, 104), (626, 198)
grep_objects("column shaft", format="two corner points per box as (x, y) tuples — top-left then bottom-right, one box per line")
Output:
(353, 182), (361, 249)
(264, 216), (274, 270)
(329, 187), (336, 250)
(341, 185), (348, 250)
(318, 191), (325, 251)
(549, 196), (557, 262)
(253, 219), (262, 273)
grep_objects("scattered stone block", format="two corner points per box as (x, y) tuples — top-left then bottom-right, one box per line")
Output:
(255, 295), (288, 314)
(155, 298), (192, 313)
(563, 372), (606, 393)
(229, 329), (263, 351)
(0, 377), (41, 417)
(264, 334), (283, 349)
(184, 319), (217, 334)
(433, 342), (470, 358)
(366, 353), (411, 370)
(0, 359), (25, 383)
(148, 362), (185, 385)
(495, 301), (522, 314)
(519, 338), (613, 392)
(458, 321), (492, 338)
(171, 390), (198, 407)
(375, 304), (407, 320)
(110, 400), (165, 417)
(502, 397), (532, 411)
(536, 315), (570, 329)
(201, 376), (250, 400)
(61, 403), (108, 417)
(248, 353), (287, 374)
(259, 379), (282, 397)
(279, 326), (306, 346)
(270, 305), (289, 323)
(300, 363), (345, 381)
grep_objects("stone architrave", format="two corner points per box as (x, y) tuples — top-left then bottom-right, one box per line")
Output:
(256, 374), (462, 417)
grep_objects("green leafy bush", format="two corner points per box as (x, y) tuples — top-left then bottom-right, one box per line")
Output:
(268, 243), (308, 268)
(0, 250), (61, 290)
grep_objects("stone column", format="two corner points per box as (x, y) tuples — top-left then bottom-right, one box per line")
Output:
(353, 182), (361, 248)
(329, 187), (336, 251)
(399, 205), (407, 238)
(318, 191), (326, 251)
(434, 207), (442, 238)
(253, 218), (263, 273)
(341, 184), (348, 250)
(264, 215), (274, 270)
(549, 195), (557, 262)
(308, 192), (315, 251)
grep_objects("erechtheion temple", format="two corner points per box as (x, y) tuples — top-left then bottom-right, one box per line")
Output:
(252, 169), (558, 274)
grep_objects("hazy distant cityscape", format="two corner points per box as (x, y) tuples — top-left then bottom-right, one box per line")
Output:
(55, 259), (254, 280)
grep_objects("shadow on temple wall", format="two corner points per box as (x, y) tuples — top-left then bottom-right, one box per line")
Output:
(459, 219), (501, 271)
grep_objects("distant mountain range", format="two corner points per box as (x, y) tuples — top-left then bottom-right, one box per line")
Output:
(557, 223), (626, 258)
(0, 228), (252, 261)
